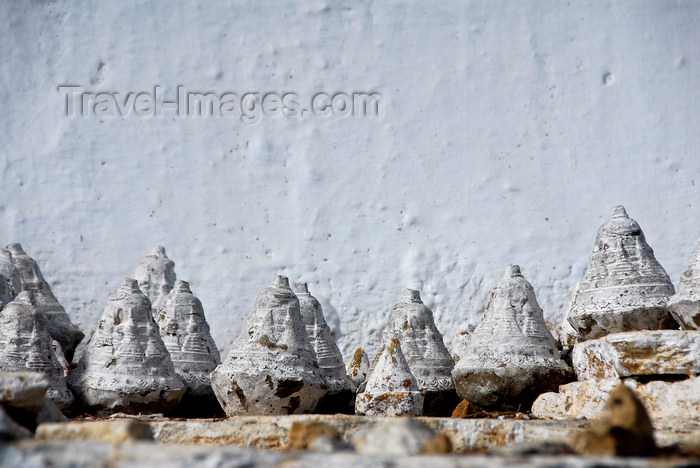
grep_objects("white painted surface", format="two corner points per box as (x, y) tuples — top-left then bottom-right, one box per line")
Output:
(1, 1), (699, 361)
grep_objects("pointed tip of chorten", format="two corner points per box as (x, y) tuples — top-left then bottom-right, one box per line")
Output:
(6, 243), (24, 255)
(172, 280), (190, 293)
(611, 205), (628, 218)
(401, 288), (421, 303)
(503, 265), (522, 279)
(366, 339), (419, 393)
(272, 275), (290, 289)
(121, 278), (141, 292)
(293, 282), (309, 294)
(151, 245), (167, 256)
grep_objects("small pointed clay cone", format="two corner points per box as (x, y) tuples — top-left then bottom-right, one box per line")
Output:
(5, 244), (83, 361)
(210, 275), (327, 416)
(0, 249), (21, 299)
(566, 206), (676, 341)
(372, 289), (457, 416)
(355, 338), (424, 416)
(452, 265), (573, 411)
(67, 278), (185, 414)
(0, 291), (74, 410)
(668, 233), (700, 330)
(133, 246), (176, 304)
(155, 280), (222, 416)
(346, 348), (369, 391)
(294, 282), (354, 413)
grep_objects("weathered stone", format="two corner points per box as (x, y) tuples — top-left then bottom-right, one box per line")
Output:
(0, 249), (22, 299)
(0, 275), (12, 309)
(565, 206), (676, 342)
(668, 233), (700, 329)
(353, 418), (451, 455)
(572, 330), (700, 380)
(37, 419), (153, 443)
(6, 243), (84, 361)
(67, 278), (185, 414)
(0, 292), (73, 410)
(287, 420), (343, 450)
(0, 371), (49, 413)
(211, 275), (327, 416)
(451, 399), (474, 418)
(355, 339), (423, 416)
(346, 348), (369, 391)
(294, 282), (353, 413)
(532, 376), (700, 421)
(0, 405), (31, 441)
(450, 330), (469, 363)
(452, 265), (573, 410)
(133, 246), (176, 304)
(571, 383), (656, 456)
(373, 289), (458, 416)
(154, 280), (221, 416)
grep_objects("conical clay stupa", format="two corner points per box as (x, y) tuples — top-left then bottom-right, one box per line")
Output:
(373, 289), (457, 416)
(210, 276), (327, 416)
(133, 246), (176, 305)
(668, 233), (700, 330)
(155, 280), (222, 415)
(566, 206), (676, 341)
(0, 249), (21, 299)
(0, 291), (74, 410)
(6, 244), (83, 361)
(294, 282), (354, 413)
(355, 339), (424, 416)
(67, 278), (185, 414)
(346, 348), (370, 392)
(452, 265), (573, 410)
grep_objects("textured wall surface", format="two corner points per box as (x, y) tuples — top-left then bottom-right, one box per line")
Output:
(1, 1), (699, 361)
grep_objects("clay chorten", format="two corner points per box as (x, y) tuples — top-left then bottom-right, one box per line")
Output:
(133, 246), (176, 304)
(293, 282), (354, 413)
(346, 347), (370, 392)
(67, 278), (185, 414)
(0, 291), (74, 410)
(372, 289), (457, 415)
(155, 280), (222, 415)
(668, 232), (700, 330)
(452, 265), (573, 410)
(355, 339), (424, 416)
(211, 275), (327, 415)
(0, 249), (21, 299)
(5, 243), (83, 361)
(566, 206), (676, 341)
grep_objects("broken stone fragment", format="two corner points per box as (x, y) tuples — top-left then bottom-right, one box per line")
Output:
(154, 280), (222, 416)
(452, 265), (573, 411)
(0, 371), (49, 414)
(5, 243), (84, 361)
(570, 383), (656, 457)
(372, 289), (458, 416)
(133, 246), (176, 304)
(0, 292), (74, 410)
(565, 206), (676, 342)
(0, 250), (22, 299)
(346, 348), (369, 392)
(67, 278), (185, 415)
(355, 338), (424, 416)
(668, 232), (700, 330)
(294, 282), (354, 414)
(571, 330), (700, 381)
(210, 275), (327, 416)
(532, 376), (700, 421)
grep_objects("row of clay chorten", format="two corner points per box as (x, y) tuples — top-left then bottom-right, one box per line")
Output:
(1, 205), (700, 418)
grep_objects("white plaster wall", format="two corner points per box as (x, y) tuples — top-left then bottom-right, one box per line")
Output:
(1, 1), (699, 362)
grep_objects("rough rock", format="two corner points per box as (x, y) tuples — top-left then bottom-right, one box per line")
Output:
(452, 265), (573, 410)
(210, 275), (327, 416)
(154, 280), (222, 416)
(668, 233), (700, 330)
(532, 376), (700, 421)
(36, 419), (153, 443)
(133, 245), (176, 304)
(294, 282), (353, 413)
(355, 339), (424, 416)
(67, 278), (185, 415)
(286, 420), (343, 450)
(565, 206), (676, 342)
(0, 249), (22, 299)
(451, 399), (474, 418)
(6, 243), (84, 361)
(0, 371), (49, 414)
(0, 405), (31, 441)
(571, 383), (656, 456)
(0, 292), (74, 410)
(372, 289), (458, 416)
(353, 418), (451, 455)
(346, 348), (369, 391)
(571, 330), (700, 380)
